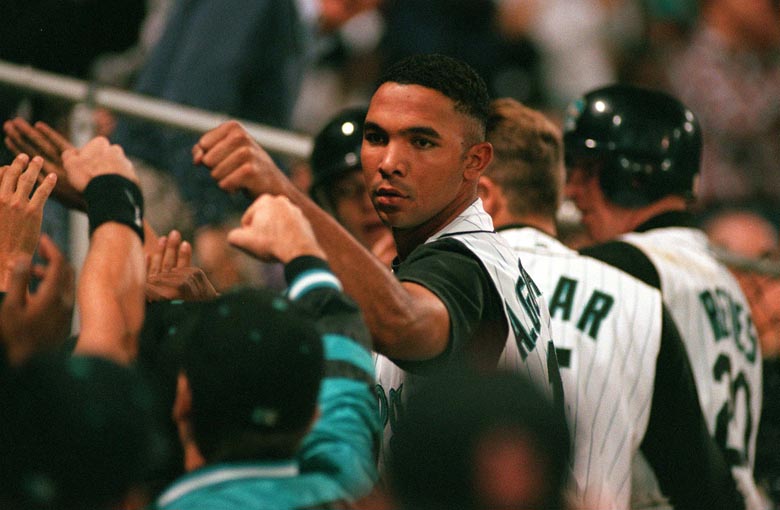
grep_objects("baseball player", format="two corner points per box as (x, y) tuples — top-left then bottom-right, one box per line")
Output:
(564, 84), (765, 509)
(191, 54), (562, 474)
(307, 107), (395, 265)
(482, 97), (744, 510)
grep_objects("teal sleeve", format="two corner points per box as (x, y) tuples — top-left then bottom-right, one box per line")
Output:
(285, 257), (381, 500)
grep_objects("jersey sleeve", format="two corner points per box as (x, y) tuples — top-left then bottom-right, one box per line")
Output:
(641, 306), (746, 510)
(391, 238), (502, 373)
(284, 256), (381, 501)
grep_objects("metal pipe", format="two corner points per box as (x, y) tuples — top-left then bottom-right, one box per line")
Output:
(0, 59), (313, 158)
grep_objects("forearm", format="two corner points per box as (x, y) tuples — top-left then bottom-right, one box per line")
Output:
(75, 223), (145, 364)
(284, 183), (447, 359)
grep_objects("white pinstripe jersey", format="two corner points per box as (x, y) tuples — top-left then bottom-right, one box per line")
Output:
(374, 201), (559, 474)
(622, 227), (764, 509)
(501, 226), (662, 510)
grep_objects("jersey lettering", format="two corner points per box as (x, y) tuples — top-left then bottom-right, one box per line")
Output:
(506, 304), (538, 360)
(516, 265), (542, 330)
(375, 382), (405, 435)
(548, 275), (614, 341)
(576, 290), (614, 340)
(375, 383), (388, 427)
(549, 276), (577, 321)
(712, 353), (753, 467)
(699, 288), (758, 363)
(506, 266), (545, 360)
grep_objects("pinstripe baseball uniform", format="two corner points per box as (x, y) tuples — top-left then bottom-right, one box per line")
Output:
(501, 225), (746, 510)
(584, 211), (764, 510)
(374, 200), (561, 474)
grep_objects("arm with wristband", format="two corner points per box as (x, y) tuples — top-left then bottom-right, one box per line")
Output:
(229, 194), (380, 502)
(62, 137), (146, 364)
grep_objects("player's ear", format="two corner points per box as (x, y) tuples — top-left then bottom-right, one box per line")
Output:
(463, 141), (493, 180)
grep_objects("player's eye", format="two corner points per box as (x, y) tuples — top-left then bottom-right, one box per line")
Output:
(364, 130), (386, 145)
(411, 137), (435, 149)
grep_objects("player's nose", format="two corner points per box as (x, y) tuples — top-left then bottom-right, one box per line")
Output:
(377, 142), (408, 178)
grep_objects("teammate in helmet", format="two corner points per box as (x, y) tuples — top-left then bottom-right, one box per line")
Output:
(565, 84), (767, 510)
(563, 84), (702, 243)
(308, 108), (394, 264)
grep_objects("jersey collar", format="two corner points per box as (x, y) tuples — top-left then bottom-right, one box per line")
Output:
(634, 210), (697, 232)
(156, 460), (299, 507)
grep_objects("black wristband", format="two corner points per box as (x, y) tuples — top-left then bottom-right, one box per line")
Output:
(83, 175), (145, 242)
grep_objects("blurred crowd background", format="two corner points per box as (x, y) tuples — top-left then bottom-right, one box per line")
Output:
(2, 0), (780, 505)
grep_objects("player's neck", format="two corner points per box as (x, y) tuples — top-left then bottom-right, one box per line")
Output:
(495, 213), (557, 238)
(393, 195), (477, 260)
(624, 196), (688, 232)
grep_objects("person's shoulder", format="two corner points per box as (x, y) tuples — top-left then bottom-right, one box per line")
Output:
(580, 240), (661, 289)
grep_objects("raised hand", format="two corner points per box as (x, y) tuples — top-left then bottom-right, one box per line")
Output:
(147, 230), (191, 276)
(3, 118), (86, 211)
(145, 229), (217, 302)
(62, 136), (139, 192)
(0, 235), (75, 366)
(193, 120), (290, 197)
(0, 154), (57, 291)
(228, 194), (325, 263)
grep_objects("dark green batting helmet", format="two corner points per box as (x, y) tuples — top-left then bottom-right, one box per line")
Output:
(563, 84), (702, 207)
(309, 107), (368, 207)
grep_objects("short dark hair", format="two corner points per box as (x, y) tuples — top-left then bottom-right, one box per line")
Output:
(379, 53), (491, 139)
(486, 98), (563, 219)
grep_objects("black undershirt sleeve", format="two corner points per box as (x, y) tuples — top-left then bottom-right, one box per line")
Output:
(581, 241), (661, 290)
(641, 306), (745, 510)
(392, 238), (505, 374)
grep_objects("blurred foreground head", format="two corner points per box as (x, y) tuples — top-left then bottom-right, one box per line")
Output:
(388, 370), (570, 510)
(0, 354), (170, 510)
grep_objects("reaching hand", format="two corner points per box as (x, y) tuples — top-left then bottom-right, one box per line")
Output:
(193, 120), (289, 197)
(0, 154), (57, 291)
(0, 235), (75, 366)
(146, 230), (191, 276)
(3, 118), (87, 211)
(228, 194), (325, 263)
(145, 230), (218, 302)
(62, 136), (139, 192)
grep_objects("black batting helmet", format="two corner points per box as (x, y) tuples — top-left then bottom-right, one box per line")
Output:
(309, 107), (367, 207)
(563, 84), (702, 207)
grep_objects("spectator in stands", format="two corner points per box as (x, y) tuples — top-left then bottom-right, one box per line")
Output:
(667, 0), (780, 206)
(110, 0), (380, 291)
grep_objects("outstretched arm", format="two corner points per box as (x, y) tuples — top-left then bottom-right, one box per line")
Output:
(3, 118), (161, 247)
(62, 137), (146, 364)
(195, 121), (450, 360)
(227, 193), (380, 499)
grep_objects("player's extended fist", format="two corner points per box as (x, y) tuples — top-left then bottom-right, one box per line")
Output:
(62, 137), (138, 192)
(227, 195), (325, 263)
